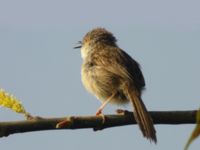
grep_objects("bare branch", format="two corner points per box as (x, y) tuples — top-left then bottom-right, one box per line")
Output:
(0, 110), (197, 138)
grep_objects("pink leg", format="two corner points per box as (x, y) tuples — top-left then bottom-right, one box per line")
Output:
(96, 92), (116, 115)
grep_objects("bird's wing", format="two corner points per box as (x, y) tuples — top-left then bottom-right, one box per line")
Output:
(120, 50), (145, 88)
(91, 47), (145, 90)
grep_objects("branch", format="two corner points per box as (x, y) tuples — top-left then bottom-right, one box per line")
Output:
(0, 110), (197, 138)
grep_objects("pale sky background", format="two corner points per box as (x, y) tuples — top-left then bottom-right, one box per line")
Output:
(0, 0), (200, 149)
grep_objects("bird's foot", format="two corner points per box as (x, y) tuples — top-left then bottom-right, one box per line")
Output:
(116, 109), (130, 115)
(93, 109), (106, 131)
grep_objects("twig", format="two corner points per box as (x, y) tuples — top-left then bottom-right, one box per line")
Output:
(0, 110), (197, 138)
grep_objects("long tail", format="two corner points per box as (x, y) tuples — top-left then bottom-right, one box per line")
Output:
(124, 84), (157, 143)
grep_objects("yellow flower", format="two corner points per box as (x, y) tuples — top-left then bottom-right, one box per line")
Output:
(0, 89), (26, 114)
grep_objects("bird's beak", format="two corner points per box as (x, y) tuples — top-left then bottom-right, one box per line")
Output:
(74, 41), (82, 49)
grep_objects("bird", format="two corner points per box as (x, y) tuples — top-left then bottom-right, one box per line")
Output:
(75, 27), (157, 143)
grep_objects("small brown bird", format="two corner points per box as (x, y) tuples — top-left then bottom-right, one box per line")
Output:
(75, 28), (157, 143)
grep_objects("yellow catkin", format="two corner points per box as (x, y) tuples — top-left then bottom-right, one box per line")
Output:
(0, 89), (26, 114)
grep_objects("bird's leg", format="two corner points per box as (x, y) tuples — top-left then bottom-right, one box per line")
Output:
(95, 92), (116, 115)
(93, 92), (117, 130)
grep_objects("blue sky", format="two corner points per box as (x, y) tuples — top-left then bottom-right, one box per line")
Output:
(0, 0), (200, 149)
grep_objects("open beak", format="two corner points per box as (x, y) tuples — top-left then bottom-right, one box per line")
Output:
(74, 41), (82, 49)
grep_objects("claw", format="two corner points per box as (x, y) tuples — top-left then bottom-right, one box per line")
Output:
(96, 109), (103, 116)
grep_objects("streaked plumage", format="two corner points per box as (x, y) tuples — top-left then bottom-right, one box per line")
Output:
(78, 28), (157, 143)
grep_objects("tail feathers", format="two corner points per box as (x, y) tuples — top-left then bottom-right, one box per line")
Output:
(125, 86), (157, 143)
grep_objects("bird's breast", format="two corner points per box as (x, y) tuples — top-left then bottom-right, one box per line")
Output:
(81, 62), (129, 104)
